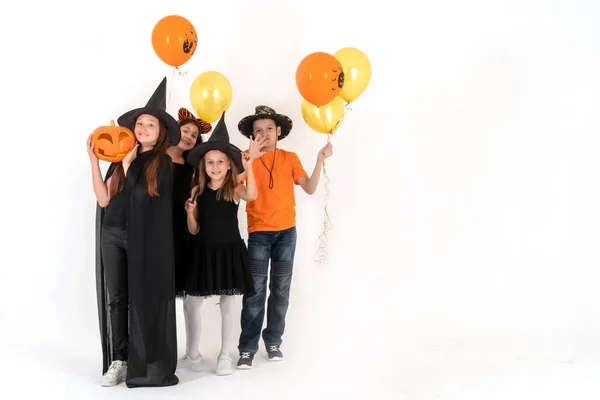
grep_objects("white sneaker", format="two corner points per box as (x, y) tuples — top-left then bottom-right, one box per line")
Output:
(100, 360), (127, 387)
(216, 355), (235, 376)
(176, 353), (204, 372)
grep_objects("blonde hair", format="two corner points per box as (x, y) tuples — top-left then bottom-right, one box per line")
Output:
(194, 154), (239, 202)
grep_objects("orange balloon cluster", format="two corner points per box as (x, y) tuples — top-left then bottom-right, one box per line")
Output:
(296, 48), (371, 135)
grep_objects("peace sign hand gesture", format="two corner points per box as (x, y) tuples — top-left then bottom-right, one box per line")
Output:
(241, 151), (252, 170)
(185, 196), (197, 214)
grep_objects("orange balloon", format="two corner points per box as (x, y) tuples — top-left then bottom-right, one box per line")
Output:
(296, 52), (345, 107)
(151, 15), (197, 67)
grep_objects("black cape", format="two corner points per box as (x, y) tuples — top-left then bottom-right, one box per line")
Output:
(95, 162), (120, 375)
(124, 150), (179, 388)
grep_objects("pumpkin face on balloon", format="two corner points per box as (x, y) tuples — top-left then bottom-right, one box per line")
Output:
(336, 69), (345, 89)
(91, 120), (136, 162)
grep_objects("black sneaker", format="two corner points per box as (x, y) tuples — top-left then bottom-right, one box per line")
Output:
(237, 352), (254, 369)
(266, 345), (283, 361)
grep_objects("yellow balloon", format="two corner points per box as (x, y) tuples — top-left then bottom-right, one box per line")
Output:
(301, 97), (345, 134)
(333, 47), (371, 103)
(189, 71), (233, 123)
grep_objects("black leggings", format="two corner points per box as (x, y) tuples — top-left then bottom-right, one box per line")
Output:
(101, 225), (128, 362)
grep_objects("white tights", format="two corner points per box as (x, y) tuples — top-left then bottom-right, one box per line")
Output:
(183, 295), (236, 359)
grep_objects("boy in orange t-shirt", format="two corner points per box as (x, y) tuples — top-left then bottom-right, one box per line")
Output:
(235, 106), (333, 369)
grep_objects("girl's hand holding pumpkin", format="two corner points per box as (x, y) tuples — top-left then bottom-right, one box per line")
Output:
(87, 134), (99, 163)
(122, 144), (139, 165)
(122, 144), (139, 174)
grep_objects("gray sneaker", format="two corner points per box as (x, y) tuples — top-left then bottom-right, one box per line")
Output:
(236, 352), (254, 369)
(266, 345), (283, 361)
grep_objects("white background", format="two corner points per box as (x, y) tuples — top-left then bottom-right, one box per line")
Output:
(1, 0), (600, 398)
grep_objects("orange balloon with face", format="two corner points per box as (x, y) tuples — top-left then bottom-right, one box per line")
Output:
(296, 52), (345, 106)
(92, 120), (136, 162)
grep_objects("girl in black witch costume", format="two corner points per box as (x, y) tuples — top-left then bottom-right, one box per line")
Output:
(179, 112), (264, 376)
(88, 132), (131, 387)
(116, 77), (180, 388)
(166, 108), (212, 298)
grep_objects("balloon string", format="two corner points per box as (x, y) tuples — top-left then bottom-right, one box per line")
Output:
(313, 101), (353, 264)
(167, 67), (189, 107)
(315, 101), (352, 135)
(329, 101), (352, 134)
(314, 133), (333, 264)
(168, 67), (176, 107)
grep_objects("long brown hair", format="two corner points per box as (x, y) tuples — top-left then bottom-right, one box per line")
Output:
(194, 154), (239, 202)
(145, 122), (169, 197)
(108, 164), (125, 199)
(108, 121), (168, 198)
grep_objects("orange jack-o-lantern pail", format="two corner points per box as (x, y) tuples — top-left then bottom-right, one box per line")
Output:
(91, 120), (136, 162)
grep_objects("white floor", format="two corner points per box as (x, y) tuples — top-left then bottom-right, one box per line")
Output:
(3, 326), (599, 400)
(3, 265), (600, 400)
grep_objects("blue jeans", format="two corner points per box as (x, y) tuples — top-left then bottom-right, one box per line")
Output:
(238, 227), (297, 353)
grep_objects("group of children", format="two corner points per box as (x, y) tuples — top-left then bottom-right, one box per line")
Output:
(87, 77), (333, 388)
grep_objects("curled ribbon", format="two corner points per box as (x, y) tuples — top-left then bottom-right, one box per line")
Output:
(314, 102), (352, 264)
(314, 134), (333, 264)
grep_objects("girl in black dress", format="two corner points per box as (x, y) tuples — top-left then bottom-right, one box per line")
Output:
(181, 112), (263, 376)
(165, 108), (214, 373)
(166, 108), (212, 298)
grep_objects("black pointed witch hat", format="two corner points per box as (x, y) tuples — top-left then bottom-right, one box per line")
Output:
(117, 77), (181, 146)
(185, 111), (244, 173)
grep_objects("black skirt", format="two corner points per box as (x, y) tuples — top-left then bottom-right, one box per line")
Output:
(185, 239), (255, 297)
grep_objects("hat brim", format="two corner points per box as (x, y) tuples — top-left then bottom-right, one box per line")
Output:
(238, 113), (293, 140)
(118, 107), (181, 146)
(185, 142), (244, 174)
